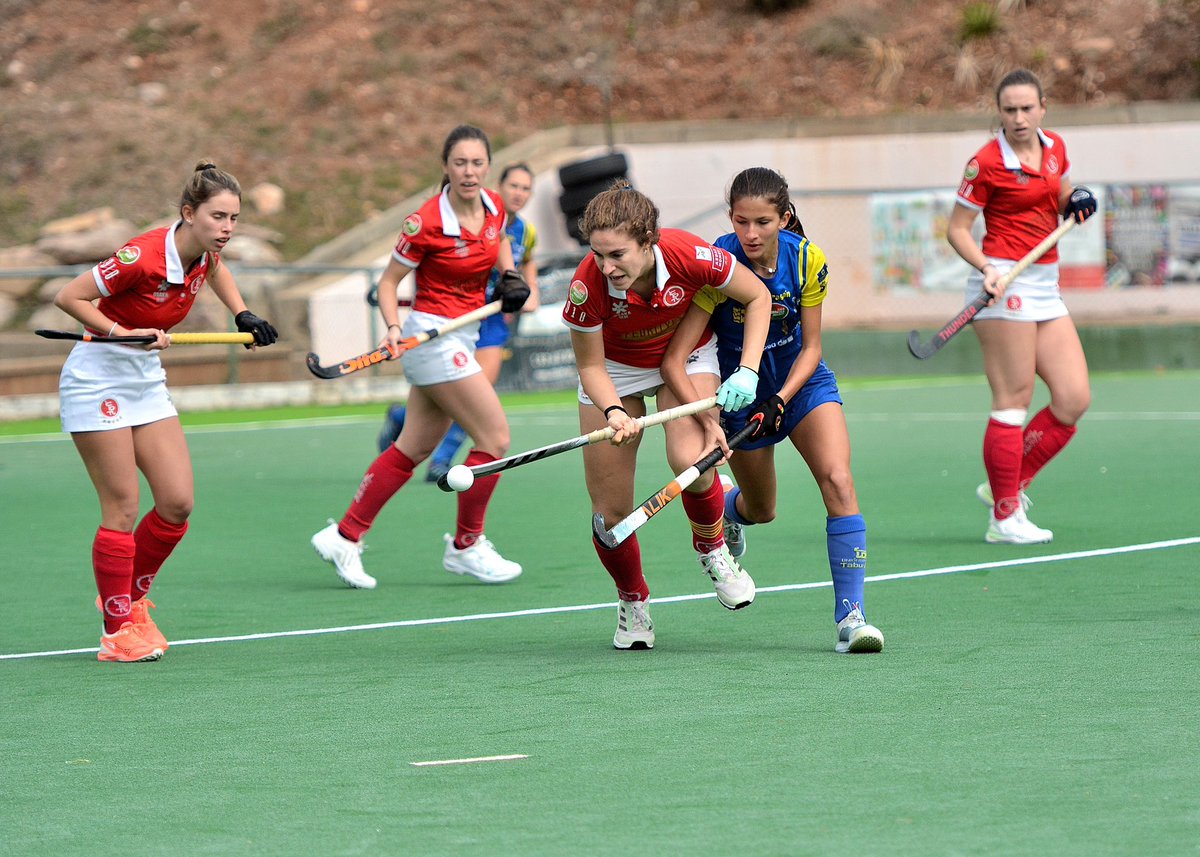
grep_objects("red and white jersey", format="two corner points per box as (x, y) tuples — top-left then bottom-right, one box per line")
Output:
(91, 222), (215, 332)
(956, 128), (1071, 264)
(561, 228), (734, 369)
(392, 187), (507, 317)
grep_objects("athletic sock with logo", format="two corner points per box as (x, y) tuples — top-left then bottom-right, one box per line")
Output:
(94, 527), (136, 634)
(827, 514), (867, 623)
(454, 449), (500, 549)
(983, 417), (1024, 519)
(680, 475), (726, 553)
(340, 445), (415, 542)
(132, 508), (188, 601)
(1020, 407), (1077, 489)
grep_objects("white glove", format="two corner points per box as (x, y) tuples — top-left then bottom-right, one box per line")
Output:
(716, 366), (759, 412)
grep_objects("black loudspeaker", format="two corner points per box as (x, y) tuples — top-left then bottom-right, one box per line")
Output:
(558, 152), (629, 245)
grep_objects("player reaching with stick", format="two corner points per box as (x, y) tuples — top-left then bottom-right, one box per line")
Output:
(311, 125), (531, 588)
(564, 180), (772, 650)
(949, 69), (1097, 544)
(663, 167), (884, 654)
(53, 161), (278, 662)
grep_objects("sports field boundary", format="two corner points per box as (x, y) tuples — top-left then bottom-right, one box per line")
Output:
(5, 535), (1196, 662)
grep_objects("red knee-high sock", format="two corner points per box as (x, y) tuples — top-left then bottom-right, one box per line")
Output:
(680, 475), (726, 553)
(454, 449), (501, 548)
(132, 509), (188, 601)
(93, 527), (136, 634)
(339, 445), (415, 542)
(983, 418), (1024, 520)
(592, 534), (650, 602)
(1020, 407), (1078, 490)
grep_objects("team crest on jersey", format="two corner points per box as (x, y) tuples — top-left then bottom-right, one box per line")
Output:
(694, 246), (713, 262)
(568, 280), (588, 305)
(116, 246), (140, 265)
(402, 215), (422, 237)
(660, 285), (685, 307)
(612, 300), (630, 319)
(1046, 155), (1059, 174)
(484, 225), (497, 241)
(963, 159), (980, 181)
(189, 275), (205, 295)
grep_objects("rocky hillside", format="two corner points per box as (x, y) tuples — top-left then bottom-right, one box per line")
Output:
(2, 0), (1197, 262)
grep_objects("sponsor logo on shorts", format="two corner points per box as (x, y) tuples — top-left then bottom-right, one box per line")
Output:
(1007, 295), (1022, 311)
(964, 159), (980, 180)
(100, 398), (120, 418)
(568, 280), (588, 305)
(661, 285), (685, 307)
(453, 351), (468, 368)
(402, 215), (422, 236)
(115, 246), (140, 265)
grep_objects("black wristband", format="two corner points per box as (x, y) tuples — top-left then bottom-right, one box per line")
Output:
(387, 323), (401, 330)
(603, 405), (627, 419)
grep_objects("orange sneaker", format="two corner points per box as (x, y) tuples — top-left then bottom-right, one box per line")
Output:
(96, 596), (169, 652)
(129, 597), (169, 652)
(98, 622), (164, 663)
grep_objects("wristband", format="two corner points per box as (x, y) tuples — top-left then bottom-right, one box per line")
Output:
(603, 405), (627, 419)
(387, 323), (401, 330)
(108, 322), (119, 336)
(980, 263), (995, 273)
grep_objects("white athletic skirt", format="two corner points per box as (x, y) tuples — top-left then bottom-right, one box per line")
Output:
(59, 342), (177, 433)
(577, 337), (720, 405)
(399, 310), (482, 386)
(968, 259), (1069, 322)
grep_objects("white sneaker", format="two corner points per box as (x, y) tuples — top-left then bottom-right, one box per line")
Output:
(976, 481), (1031, 512)
(699, 544), (755, 610)
(613, 599), (655, 649)
(836, 600), (884, 654)
(442, 534), (522, 583)
(985, 508), (1053, 544)
(311, 521), (377, 589)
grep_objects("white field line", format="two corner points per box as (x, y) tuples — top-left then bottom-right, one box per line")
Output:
(3, 536), (1197, 662)
(410, 754), (529, 767)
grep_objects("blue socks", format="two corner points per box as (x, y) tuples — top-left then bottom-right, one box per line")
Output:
(431, 422), (468, 468)
(827, 514), (867, 622)
(723, 487), (752, 525)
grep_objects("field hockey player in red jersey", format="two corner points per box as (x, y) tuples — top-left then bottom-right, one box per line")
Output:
(949, 69), (1097, 545)
(663, 167), (883, 654)
(311, 125), (531, 589)
(563, 179), (772, 649)
(53, 161), (278, 663)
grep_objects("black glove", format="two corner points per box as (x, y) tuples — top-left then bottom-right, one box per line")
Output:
(1064, 186), (1097, 223)
(746, 394), (785, 440)
(496, 270), (531, 313)
(235, 310), (279, 348)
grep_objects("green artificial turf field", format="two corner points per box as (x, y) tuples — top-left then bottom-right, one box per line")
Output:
(2, 373), (1198, 856)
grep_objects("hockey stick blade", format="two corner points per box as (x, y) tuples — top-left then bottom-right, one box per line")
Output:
(905, 293), (989, 359)
(592, 422), (757, 548)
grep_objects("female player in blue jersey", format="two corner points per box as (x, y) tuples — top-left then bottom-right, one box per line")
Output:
(662, 167), (884, 654)
(378, 163), (540, 478)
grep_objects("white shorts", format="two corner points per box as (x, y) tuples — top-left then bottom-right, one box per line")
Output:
(577, 337), (720, 405)
(968, 259), (1069, 322)
(399, 310), (482, 386)
(59, 342), (177, 433)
